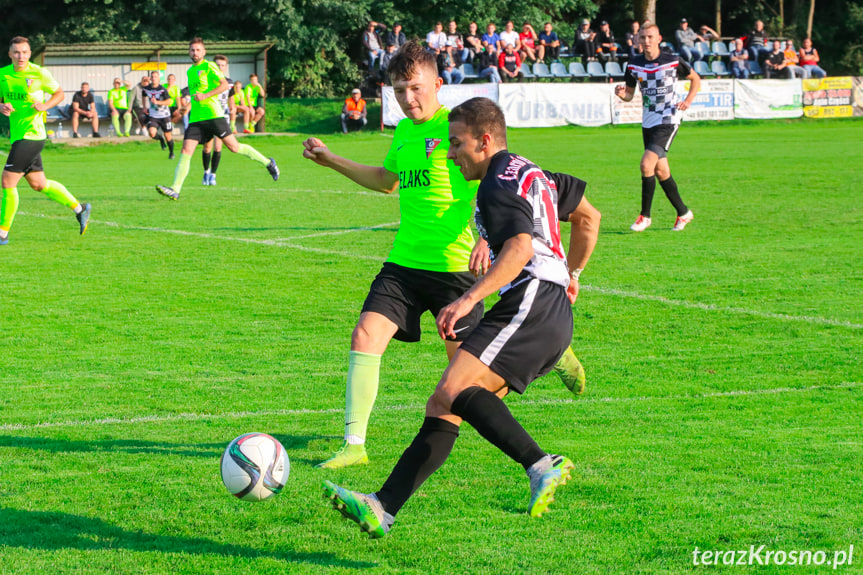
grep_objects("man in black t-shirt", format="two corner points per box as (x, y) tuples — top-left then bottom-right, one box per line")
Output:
(764, 40), (790, 79)
(71, 82), (100, 138)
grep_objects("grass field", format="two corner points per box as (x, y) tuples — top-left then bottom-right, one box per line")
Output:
(0, 119), (861, 574)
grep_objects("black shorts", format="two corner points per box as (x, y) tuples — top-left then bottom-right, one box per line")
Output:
(183, 118), (231, 144)
(4, 139), (45, 174)
(642, 124), (680, 158)
(362, 262), (483, 343)
(114, 108), (130, 119)
(460, 278), (573, 394)
(146, 116), (173, 132)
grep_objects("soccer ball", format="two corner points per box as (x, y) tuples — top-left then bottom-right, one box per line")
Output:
(220, 433), (289, 501)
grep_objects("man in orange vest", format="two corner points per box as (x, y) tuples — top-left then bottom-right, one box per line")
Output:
(341, 88), (368, 133)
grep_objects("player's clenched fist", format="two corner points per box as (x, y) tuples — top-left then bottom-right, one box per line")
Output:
(302, 137), (332, 166)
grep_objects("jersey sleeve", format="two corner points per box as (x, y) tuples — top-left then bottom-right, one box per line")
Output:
(481, 181), (535, 249)
(208, 61), (225, 85)
(677, 57), (693, 77)
(383, 123), (402, 174)
(40, 66), (60, 94)
(624, 62), (637, 88)
(544, 171), (586, 221)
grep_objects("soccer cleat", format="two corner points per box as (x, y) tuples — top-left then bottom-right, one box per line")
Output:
(159, 137), (167, 150)
(0, 236), (8, 246)
(76, 203), (92, 235)
(168, 152), (175, 160)
(209, 173), (217, 186)
(92, 132), (101, 138)
(72, 132), (80, 139)
(322, 480), (393, 539)
(316, 442), (369, 469)
(202, 172), (211, 186)
(672, 210), (694, 231)
(630, 215), (652, 232)
(156, 185), (179, 200)
(552, 347), (586, 395)
(527, 454), (575, 518)
(266, 158), (280, 181)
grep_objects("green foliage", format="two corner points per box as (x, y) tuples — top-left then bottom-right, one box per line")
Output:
(265, 97), (382, 134)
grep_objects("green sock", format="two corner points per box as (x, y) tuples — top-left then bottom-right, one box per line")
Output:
(344, 350), (382, 443)
(171, 153), (192, 193)
(41, 180), (78, 209)
(249, 120), (256, 132)
(1, 187), (20, 234)
(111, 114), (122, 136)
(236, 143), (269, 166)
(123, 112), (132, 136)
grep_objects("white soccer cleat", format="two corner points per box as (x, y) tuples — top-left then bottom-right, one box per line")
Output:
(672, 210), (694, 231)
(630, 215), (652, 232)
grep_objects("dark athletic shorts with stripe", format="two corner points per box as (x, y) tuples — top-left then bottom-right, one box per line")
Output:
(4, 139), (45, 174)
(460, 278), (573, 394)
(146, 116), (173, 132)
(362, 262), (483, 343)
(183, 118), (231, 144)
(642, 124), (680, 159)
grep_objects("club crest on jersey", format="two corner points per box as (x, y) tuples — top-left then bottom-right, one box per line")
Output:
(26, 79), (33, 88)
(425, 138), (441, 158)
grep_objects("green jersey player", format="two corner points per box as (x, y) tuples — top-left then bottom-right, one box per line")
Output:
(0, 36), (91, 245)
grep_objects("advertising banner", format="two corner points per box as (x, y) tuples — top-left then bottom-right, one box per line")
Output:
(382, 84), (498, 126)
(855, 77), (863, 117)
(802, 77), (854, 118)
(499, 83), (614, 127)
(733, 79), (803, 119)
(612, 84), (642, 125)
(680, 79), (735, 121)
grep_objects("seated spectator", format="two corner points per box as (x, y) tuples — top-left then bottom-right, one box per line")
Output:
(386, 22), (406, 49)
(427, 22), (448, 55)
(574, 19), (597, 62)
(499, 21), (520, 53)
(519, 23), (539, 63)
(341, 88), (368, 133)
(729, 38), (750, 78)
(380, 43), (397, 80)
(231, 80), (251, 133)
(783, 39), (809, 79)
(477, 48), (502, 83)
(498, 43), (523, 82)
(244, 73), (266, 133)
(71, 82), (100, 138)
(626, 20), (643, 59)
(675, 18), (704, 62)
(363, 21), (386, 69)
(799, 38), (827, 78)
(765, 40), (791, 78)
(438, 47), (464, 84)
(746, 20), (770, 65)
(482, 23), (502, 55)
(464, 22), (484, 61)
(446, 20), (470, 64)
(595, 20), (618, 63)
(538, 22), (561, 61)
(699, 25), (720, 43)
(107, 77), (132, 137)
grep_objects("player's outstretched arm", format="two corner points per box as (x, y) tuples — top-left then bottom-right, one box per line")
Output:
(302, 137), (399, 194)
(566, 196), (601, 303)
(35, 87), (65, 113)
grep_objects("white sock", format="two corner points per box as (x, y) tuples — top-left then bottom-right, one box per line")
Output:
(345, 434), (365, 445)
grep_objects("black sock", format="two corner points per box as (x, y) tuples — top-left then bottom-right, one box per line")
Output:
(659, 175), (688, 216)
(450, 387), (546, 471)
(167, 139), (174, 155)
(211, 151), (221, 174)
(375, 417), (459, 516)
(641, 175), (656, 217)
(202, 151), (211, 171)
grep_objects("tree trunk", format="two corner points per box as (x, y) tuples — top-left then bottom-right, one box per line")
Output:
(634, 0), (657, 26)
(807, 0), (815, 39)
(716, 0), (722, 36)
(779, 0), (785, 34)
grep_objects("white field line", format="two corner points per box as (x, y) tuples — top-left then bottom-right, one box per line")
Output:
(272, 220), (399, 241)
(0, 382), (859, 433)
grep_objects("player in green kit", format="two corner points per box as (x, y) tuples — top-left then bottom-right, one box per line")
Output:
(303, 41), (585, 470)
(107, 78), (132, 137)
(0, 36), (91, 245)
(156, 38), (278, 200)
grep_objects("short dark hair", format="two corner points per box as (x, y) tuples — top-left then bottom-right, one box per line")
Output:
(9, 36), (29, 49)
(387, 40), (438, 82)
(213, 54), (228, 64)
(189, 37), (204, 47)
(449, 97), (507, 144)
(81, 82), (89, 87)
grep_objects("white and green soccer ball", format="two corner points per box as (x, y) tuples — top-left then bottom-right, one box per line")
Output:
(220, 432), (289, 501)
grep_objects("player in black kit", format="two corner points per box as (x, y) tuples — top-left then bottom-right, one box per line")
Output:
(143, 71), (175, 159)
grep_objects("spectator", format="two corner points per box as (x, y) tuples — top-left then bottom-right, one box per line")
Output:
(574, 19), (597, 62)
(783, 39), (809, 79)
(386, 22), (406, 49)
(380, 43), (397, 79)
(244, 73), (266, 133)
(107, 77), (132, 137)
(699, 25), (720, 43)
(231, 80), (251, 133)
(765, 40), (791, 78)
(538, 22), (561, 61)
(464, 22), (483, 61)
(746, 20), (769, 65)
(166, 73), (181, 119)
(482, 23), (502, 55)
(498, 43), (523, 82)
(363, 21), (387, 69)
(71, 82), (100, 138)
(446, 20), (470, 64)
(427, 22), (448, 54)
(499, 21), (520, 52)
(438, 46), (464, 84)
(477, 47), (502, 83)
(729, 38), (750, 78)
(799, 38), (826, 78)
(341, 88), (367, 133)
(626, 20), (643, 59)
(595, 20), (618, 63)
(519, 23), (539, 63)
(128, 75), (149, 135)
(675, 19), (704, 62)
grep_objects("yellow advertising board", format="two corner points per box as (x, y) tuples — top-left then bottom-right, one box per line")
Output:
(802, 76), (853, 118)
(131, 62), (167, 71)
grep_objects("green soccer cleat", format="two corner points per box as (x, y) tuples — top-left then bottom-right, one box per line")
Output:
(76, 203), (92, 235)
(527, 454), (575, 518)
(316, 442), (369, 469)
(323, 480), (393, 539)
(156, 185), (179, 200)
(552, 347), (586, 395)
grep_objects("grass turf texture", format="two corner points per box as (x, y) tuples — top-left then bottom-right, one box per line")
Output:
(0, 119), (861, 574)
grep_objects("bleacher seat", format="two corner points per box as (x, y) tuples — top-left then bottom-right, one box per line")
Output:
(605, 61), (625, 80)
(533, 62), (554, 79)
(459, 63), (479, 80)
(747, 59), (763, 77)
(710, 60), (731, 77)
(712, 41), (731, 58)
(587, 61), (609, 81)
(520, 63), (536, 80)
(696, 41), (713, 59)
(551, 62), (571, 79)
(694, 60), (714, 77)
(568, 62), (590, 81)
(660, 42), (678, 55)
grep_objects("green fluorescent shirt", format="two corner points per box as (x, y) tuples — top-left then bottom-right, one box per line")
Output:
(167, 84), (181, 107)
(383, 106), (477, 272)
(108, 87), (128, 110)
(187, 60), (225, 122)
(244, 84), (262, 107)
(0, 62), (60, 142)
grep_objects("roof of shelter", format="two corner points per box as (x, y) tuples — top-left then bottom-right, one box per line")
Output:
(35, 41), (273, 59)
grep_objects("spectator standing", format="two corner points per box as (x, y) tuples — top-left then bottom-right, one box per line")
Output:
(574, 19), (597, 62)
(446, 20), (470, 64)
(482, 23), (502, 55)
(764, 40), (790, 78)
(538, 22), (561, 61)
(477, 48), (502, 83)
(71, 82), (100, 138)
(783, 39), (809, 79)
(464, 22), (483, 61)
(595, 21), (618, 63)
(498, 43), (523, 81)
(675, 19), (704, 62)
(799, 38), (826, 78)
(729, 38), (750, 78)
(386, 23), (406, 49)
(166, 73), (181, 119)
(746, 20), (769, 65)
(626, 20), (643, 59)
(341, 88), (368, 133)
(427, 22), (448, 55)
(518, 23), (539, 63)
(363, 21), (387, 69)
(129, 75), (149, 135)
